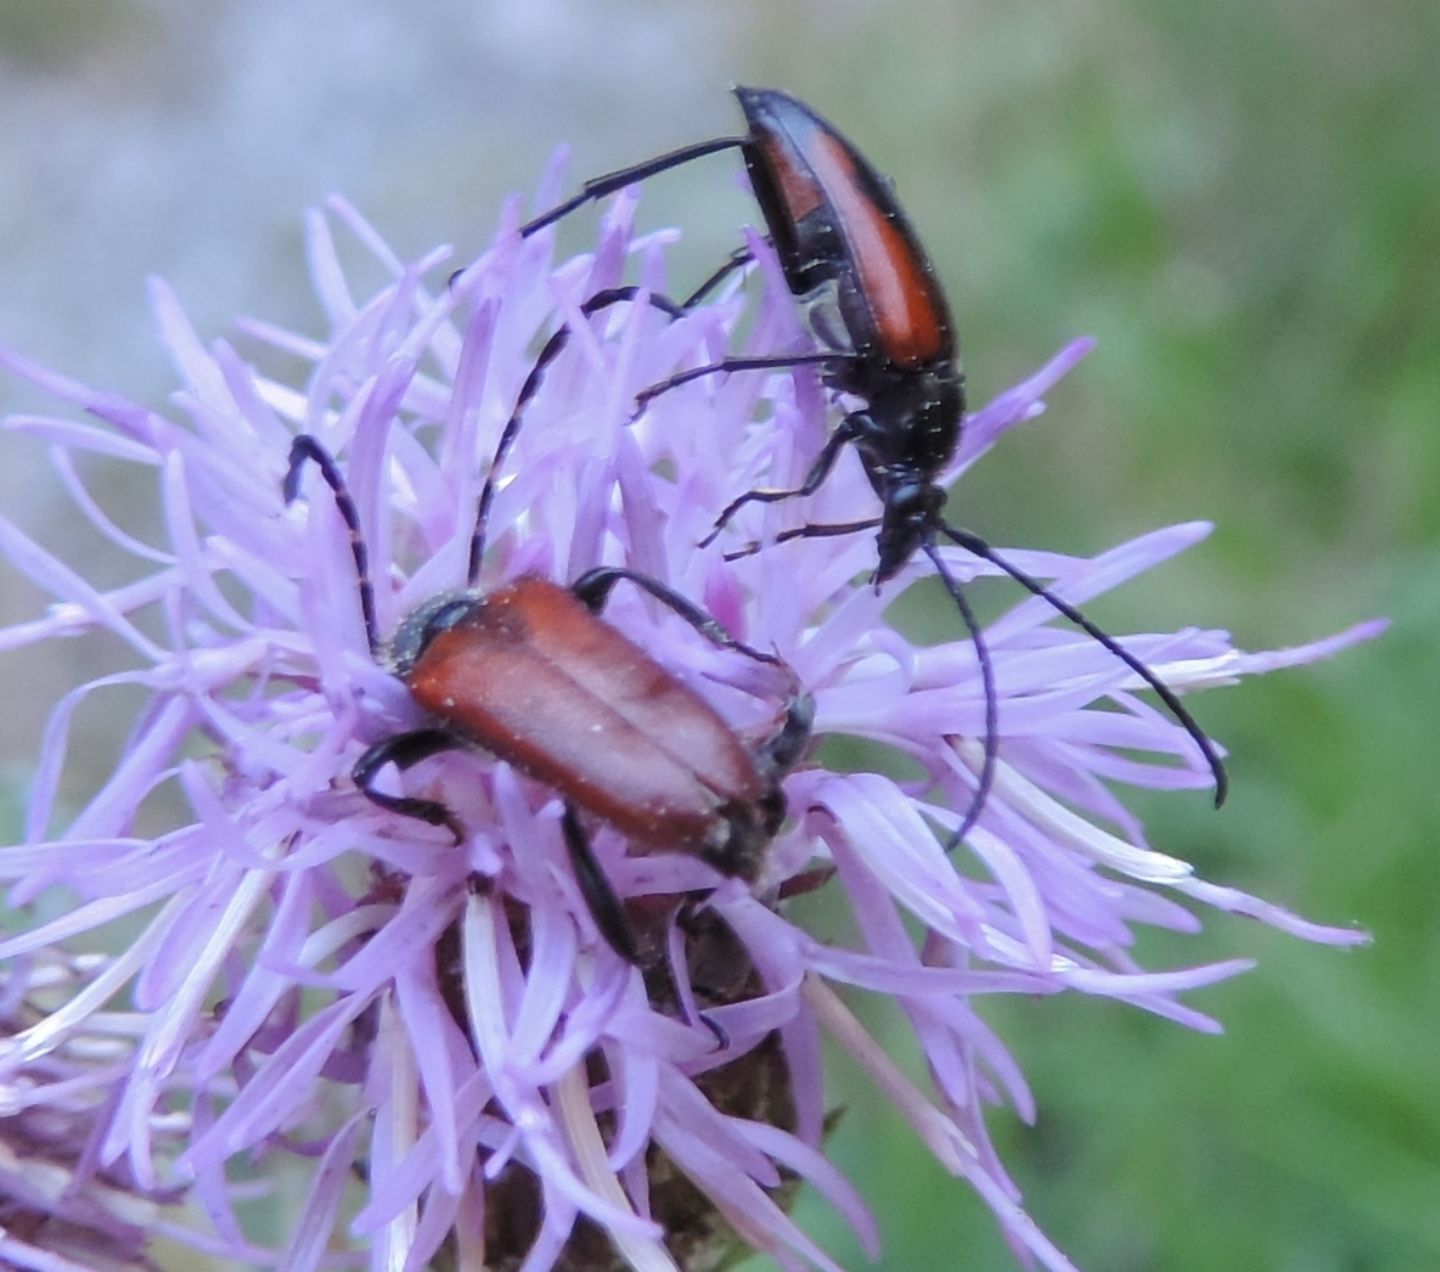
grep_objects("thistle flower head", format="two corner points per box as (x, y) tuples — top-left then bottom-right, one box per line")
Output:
(0, 952), (188, 1271)
(0, 173), (1382, 1271)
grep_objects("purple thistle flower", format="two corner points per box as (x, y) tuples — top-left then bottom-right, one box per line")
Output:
(0, 170), (1382, 1271)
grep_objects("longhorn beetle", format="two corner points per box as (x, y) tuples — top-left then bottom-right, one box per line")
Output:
(284, 435), (812, 964)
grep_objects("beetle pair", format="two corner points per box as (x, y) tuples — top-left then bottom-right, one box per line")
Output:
(289, 87), (1226, 964)
(476, 87), (1226, 841)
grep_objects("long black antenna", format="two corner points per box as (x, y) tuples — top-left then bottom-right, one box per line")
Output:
(518, 136), (747, 238)
(937, 522), (1228, 805)
(922, 540), (999, 845)
(284, 436), (380, 658)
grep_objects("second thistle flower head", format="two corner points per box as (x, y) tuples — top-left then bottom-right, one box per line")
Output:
(0, 170), (1381, 1271)
(0, 953), (185, 1272)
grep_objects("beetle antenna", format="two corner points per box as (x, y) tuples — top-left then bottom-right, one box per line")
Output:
(921, 540), (998, 848)
(519, 135), (747, 238)
(937, 522), (1228, 806)
(470, 286), (692, 584)
(284, 435), (380, 657)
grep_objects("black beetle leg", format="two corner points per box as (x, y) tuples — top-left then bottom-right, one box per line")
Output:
(352, 728), (466, 844)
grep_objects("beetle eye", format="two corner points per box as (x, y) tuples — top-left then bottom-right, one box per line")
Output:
(389, 594), (477, 676)
(420, 599), (474, 646)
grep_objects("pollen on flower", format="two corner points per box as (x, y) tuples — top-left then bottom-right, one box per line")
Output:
(0, 167), (1382, 1272)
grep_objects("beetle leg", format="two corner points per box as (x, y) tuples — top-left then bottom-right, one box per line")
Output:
(777, 864), (837, 901)
(560, 804), (640, 964)
(699, 412), (865, 548)
(520, 135), (748, 237)
(352, 728), (466, 844)
(719, 517), (882, 562)
(631, 349), (850, 420)
(568, 566), (778, 670)
(682, 244), (755, 307)
(471, 285), (693, 581)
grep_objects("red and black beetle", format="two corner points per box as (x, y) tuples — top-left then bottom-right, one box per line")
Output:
(285, 436), (812, 963)
(492, 87), (1226, 835)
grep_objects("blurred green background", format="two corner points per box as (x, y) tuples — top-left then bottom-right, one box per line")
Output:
(1, 2), (1435, 1269)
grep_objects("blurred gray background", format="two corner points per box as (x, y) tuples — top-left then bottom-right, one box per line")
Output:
(1, 2), (1436, 1268)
